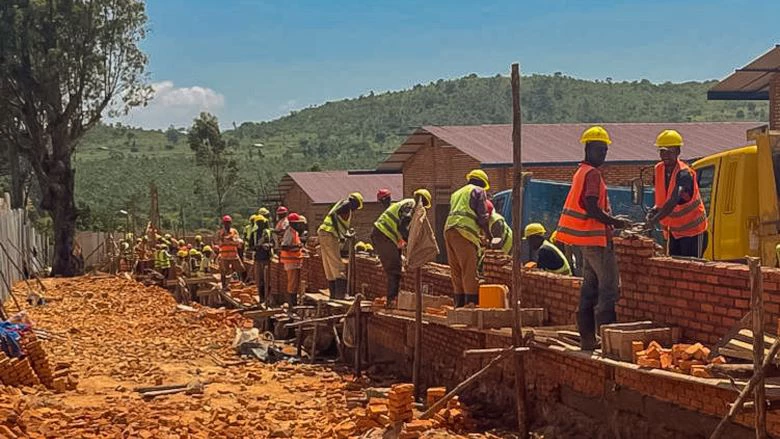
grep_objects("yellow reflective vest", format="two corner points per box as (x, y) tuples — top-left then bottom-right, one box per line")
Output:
(539, 240), (572, 275)
(489, 212), (513, 255)
(445, 184), (482, 247)
(318, 199), (352, 239)
(374, 199), (415, 244)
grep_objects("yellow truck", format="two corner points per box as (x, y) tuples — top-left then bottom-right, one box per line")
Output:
(634, 125), (780, 265)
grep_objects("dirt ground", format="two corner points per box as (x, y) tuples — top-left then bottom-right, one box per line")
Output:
(0, 275), (504, 438)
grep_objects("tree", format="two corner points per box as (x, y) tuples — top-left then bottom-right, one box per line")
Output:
(165, 125), (180, 144)
(188, 113), (238, 215)
(0, 0), (150, 275)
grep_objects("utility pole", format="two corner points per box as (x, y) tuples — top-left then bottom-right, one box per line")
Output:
(510, 62), (529, 436)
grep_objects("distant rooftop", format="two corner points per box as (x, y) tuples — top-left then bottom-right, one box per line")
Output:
(378, 122), (757, 171)
(278, 171), (403, 205)
(708, 45), (780, 100)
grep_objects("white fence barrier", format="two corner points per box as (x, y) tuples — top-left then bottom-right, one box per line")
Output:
(0, 198), (52, 304)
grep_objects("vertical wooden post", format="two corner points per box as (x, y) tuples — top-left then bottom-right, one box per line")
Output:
(354, 294), (363, 376)
(748, 257), (767, 439)
(413, 268), (423, 398)
(510, 62), (528, 436)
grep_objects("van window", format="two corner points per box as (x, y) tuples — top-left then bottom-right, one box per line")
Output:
(492, 193), (509, 223)
(697, 165), (715, 214)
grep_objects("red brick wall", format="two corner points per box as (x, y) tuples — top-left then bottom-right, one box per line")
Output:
(771, 74), (780, 130)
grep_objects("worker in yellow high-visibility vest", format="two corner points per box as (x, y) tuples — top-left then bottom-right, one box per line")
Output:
(317, 192), (364, 299)
(371, 188), (432, 308)
(444, 169), (492, 307)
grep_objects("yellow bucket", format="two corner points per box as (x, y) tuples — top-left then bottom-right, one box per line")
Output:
(478, 284), (508, 308)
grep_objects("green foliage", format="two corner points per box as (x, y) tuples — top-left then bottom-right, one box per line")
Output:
(69, 73), (766, 231)
(188, 113), (239, 215)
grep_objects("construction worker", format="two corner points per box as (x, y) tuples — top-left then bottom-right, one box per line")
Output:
(377, 188), (392, 209)
(275, 206), (290, 247)
(445, 170), (492, 307)
(252, 213), (275, 304)
(154, 244), (172, 280)
(372, 188), (432, 308)
(646, 129), (709, 258)
(524, 223), (572, 275)
(201, 245), (214, 274)
(317, 192), (364, 299)
(486, 201), (512, 255)
(281, 213), (307, 310)
(556, 126), (630, 351)
(215, 215), (245, 291)
(194, 235), (204, 251)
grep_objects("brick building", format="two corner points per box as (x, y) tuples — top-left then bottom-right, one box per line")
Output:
(277, 171), (403, 241)
(708, 44), (780, 129)
(377, 122), (755, 255)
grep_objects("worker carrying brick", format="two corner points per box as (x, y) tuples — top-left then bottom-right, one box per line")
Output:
(523, 223), (571, 275)
(281, 213), (307, 311)
(445, 169), (492, 308)
(556, 126), (630, 351)
(372, 188), (432, 308)
(317, 192), (364, 299)
(646, 129), (709, 258)
(215, 215), (245, 291)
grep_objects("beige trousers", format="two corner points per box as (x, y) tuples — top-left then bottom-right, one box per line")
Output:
(444, 228), (479, 295)
(318, 230), (345, 281)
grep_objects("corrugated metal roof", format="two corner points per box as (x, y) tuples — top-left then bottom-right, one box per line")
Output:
(709, 45), (780, 100)
(278, 171), (403, 205)
(377, 122), (757, 171)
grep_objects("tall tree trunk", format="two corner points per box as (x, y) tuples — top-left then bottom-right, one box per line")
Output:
(7, 142), (24, 209)
(44, 160), (78, 276)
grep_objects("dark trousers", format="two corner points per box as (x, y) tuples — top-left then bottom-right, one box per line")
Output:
(669, 232), (708, 258)
(372, 227), (402, 302)
(255, 260), (269, 302)
(577, 244), (620, 350)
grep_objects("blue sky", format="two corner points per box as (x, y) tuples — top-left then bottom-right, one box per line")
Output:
(119, 0), (780, 129)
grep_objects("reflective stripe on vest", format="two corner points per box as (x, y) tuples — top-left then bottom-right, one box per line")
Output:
(375, 199), (415, 244)
(540, 240), (572, 275)
(489, 212), (513, 255)
(219, 228), (239, 259)
(280, 230), (303, 264)
(555, 163), (611, 247)
(155, 250), (171, 269)
(654, 160), (708, 239)
(318, 199), (352, 238)
(445, 184), (483, 247)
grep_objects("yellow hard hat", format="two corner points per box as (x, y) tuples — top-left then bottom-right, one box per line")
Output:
(189, 249), (200, 256)
(164, 233), (172, 239)
(202, 245), (213, 253)
(523, 223), (547, 239)
(194, 234), (202, 242)
(177, 249), (188, 257)
(355, 241), (367, 251)
(364, 243), (374, 252)
(349, 192), (364, 210)
(178, 239), (185, 246)
(655, 129), (683, 148)
(580, 126), (612, 145)
(550, 231), (558, 243)
(257, 207), (270, 217)
(466, 169), (490, 190)
(249, 214), (259, 222)
(413, 188), (432, 207)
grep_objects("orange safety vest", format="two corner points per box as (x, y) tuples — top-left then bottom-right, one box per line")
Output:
(654, 160), (708, 239)
(280, 229), (303, 265)
(556, 163), (611, 247)
(218, 228), (240, 260)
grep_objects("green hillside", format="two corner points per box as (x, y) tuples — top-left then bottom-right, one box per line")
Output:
(59, 73), (768, 231)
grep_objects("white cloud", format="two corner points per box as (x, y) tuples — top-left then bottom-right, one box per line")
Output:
(112, 81), (226, 129)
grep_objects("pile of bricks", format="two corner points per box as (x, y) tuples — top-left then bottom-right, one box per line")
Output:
(426, 386), (446, 407)
(0, 354), (40, 387)
(354, 397), (390, 431)
(388, 383), (415, 423)
(21, 333), (53, 388)
(430, 396), (475, 433)
(633, 340), (726, 377)
(399, 419), (436, 439)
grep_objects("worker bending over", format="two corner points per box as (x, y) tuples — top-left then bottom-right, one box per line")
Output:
(317, 192), (363, 299)
(281, 213), (307, 311)
(216, 215), (244, 291)
(445, 169), (491, 308)
(646, 129), (708, 258)
(487, 201), (512, 255)
(372, 188), (432, 308)
(556, 126), (629, 351)
(523, 223), (571, 275)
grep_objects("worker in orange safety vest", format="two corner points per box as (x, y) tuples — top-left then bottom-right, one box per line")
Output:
(646, 129), (709, 258)
(215, 215), (245, 291)
(556, 126), (630, 351)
